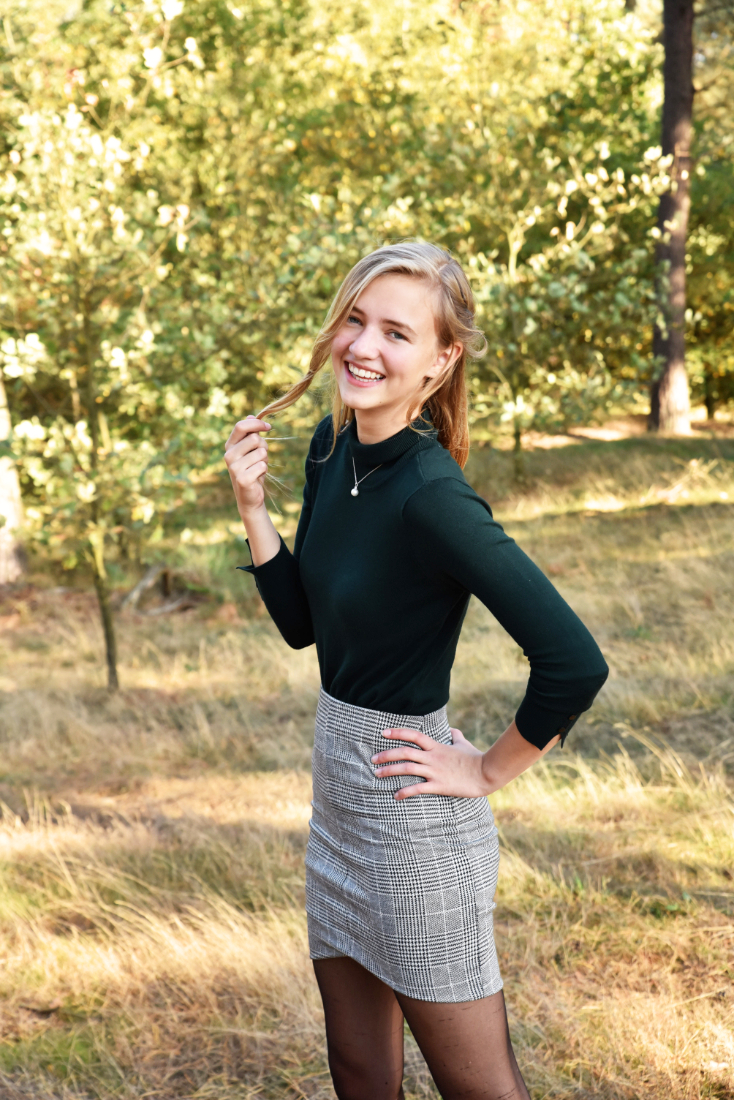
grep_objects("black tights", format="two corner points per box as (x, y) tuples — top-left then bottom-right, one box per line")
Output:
(313, 957), (531, 1100)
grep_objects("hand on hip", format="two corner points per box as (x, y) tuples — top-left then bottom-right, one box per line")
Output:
(372, 726), (490, 800)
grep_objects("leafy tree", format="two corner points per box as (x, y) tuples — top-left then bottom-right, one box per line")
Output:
(1, 0), (733, 686)
(685, 0), (734, 419)
(0, 0), (218, 686)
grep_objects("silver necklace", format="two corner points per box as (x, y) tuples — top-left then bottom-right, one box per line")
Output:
(351, 456), (382, 497)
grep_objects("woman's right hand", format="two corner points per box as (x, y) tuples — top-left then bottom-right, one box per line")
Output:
(224, 416), (272, 518)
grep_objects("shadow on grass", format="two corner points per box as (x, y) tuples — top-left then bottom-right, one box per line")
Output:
(495, 818), (734, 916)
(0, 808), (310, 931)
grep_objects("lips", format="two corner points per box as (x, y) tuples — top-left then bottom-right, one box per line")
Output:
(345, 360), (385, 384)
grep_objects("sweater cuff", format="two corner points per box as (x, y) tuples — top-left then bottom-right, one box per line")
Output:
(236, 536), (288, 590)
(514, 696), (581, 751)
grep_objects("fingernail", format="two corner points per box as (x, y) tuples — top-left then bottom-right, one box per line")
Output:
(263, 423), (271, 429)
(382, 729), (392, 736)
(371, 755), (378, 762)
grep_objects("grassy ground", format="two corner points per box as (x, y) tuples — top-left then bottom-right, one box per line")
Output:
(0, 428), (733, 1099)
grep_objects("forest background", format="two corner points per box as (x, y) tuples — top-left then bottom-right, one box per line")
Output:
(0, 1), (734, 1098)
(1, 0), (733, 639)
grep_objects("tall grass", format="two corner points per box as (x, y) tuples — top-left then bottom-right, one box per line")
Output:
(1, 432), (733, 1098)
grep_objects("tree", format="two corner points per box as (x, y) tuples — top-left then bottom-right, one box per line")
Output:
(0, 370), (24, 584)
(684, 1), (734, 420)
(3, 0), (732, 641)
(0, 2), (212, 689)
(649, 0), (695, 434)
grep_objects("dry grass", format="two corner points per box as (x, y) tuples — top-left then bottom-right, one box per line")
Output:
(1, 431), (733, 1099)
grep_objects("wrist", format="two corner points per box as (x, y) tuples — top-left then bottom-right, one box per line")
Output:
(479, 750), (500, 795)
(238, 502), (269, 525)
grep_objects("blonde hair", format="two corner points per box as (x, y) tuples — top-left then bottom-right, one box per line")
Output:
(259, 241), (486, 467)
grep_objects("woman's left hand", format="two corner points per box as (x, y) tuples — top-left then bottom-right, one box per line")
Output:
(372, 726), (490, 801)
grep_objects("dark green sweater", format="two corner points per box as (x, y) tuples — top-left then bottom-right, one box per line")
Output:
(240, 416), (608, 749)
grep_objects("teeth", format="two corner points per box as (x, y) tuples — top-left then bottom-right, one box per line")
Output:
(348, 362), (384, 381)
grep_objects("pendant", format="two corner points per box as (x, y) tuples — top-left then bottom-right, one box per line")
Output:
(351, 486), (359, 497)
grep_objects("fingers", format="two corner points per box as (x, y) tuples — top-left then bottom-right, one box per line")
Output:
(225, 437), (270, 511)
(395, 781), (439, 801)
(226, 439), (269, 470)
(225, 416), (272, 453)
(233, 457), (269, 486)
(225, 436), (269, 468)
(373, 729), (434, 792)
(372, 726), (487, 800)
(226, 449), (270, 491)
(224, 422), (270, 479)
(380, 727), (434, 749)
(373, 761), (431, 780)
(371, 746), (428, 765)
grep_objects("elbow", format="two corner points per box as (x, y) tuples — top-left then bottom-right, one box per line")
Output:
(281, 629), (315, 651)
(570, 658), (609, 722)
(589, 652), (610, 693)
(569, 636), (609, 698)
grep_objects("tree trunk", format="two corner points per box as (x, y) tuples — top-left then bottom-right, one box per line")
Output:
(92, 555), (119, 691)
(703, 364), (717, 420)
(649, 0), (694, 435)
(0, 373), (26, 585)
(512, 421), (525, 482)
(84, 310), (119, 691)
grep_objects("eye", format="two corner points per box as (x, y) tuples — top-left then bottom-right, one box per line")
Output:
(388, 330), (407, 341)
(347, 314), (362, 325)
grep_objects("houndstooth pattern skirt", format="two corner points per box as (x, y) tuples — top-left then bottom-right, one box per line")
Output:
(306, 687), (503, 1003)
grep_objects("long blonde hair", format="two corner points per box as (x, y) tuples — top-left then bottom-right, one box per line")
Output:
(259, 241), (486, 467)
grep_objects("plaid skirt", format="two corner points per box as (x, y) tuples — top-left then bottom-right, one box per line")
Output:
(306, 687), (503, 1003)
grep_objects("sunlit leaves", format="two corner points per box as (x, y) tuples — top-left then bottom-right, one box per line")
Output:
(0, 0), (732, 582)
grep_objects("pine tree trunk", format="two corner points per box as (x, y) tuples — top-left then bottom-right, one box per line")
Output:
(0, 374), (25, 585)
(649, 0), (694, 435)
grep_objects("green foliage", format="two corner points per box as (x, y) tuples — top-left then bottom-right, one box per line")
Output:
(0, 0), (732, 582)
(682, 0), (734, 417)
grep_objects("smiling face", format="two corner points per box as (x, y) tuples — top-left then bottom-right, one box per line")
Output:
(330, 273), (461, 443)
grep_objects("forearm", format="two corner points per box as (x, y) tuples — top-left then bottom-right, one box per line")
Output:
(239, 504), (281, 566)
(480, 721), (559, 795)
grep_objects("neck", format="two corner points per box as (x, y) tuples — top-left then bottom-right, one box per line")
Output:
(353, 404), (418, 445)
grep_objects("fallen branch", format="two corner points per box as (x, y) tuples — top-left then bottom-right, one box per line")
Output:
(120, 564), (167, 610)
(141, 594), (197, 616)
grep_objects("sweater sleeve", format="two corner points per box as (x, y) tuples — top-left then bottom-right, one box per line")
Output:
(402, 477), (609, 750)
(236, 427), (324, 650)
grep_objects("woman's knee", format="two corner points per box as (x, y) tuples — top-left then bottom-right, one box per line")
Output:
(328, 1050), (404, 1100)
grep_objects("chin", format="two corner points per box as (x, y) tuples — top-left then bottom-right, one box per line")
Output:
(337, 384), (382, 410)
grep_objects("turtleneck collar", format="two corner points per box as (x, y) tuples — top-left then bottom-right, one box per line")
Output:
(344, 415), (437, 467)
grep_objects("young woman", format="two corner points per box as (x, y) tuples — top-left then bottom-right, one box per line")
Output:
(225, 242), (608, 1100)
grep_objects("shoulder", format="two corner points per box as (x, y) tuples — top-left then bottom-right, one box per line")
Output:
(311, 414), (334, 452)
(305, 415), (335, 471)
(411, 444), (493, 513)
(414, 439), (467, 486)
(401, 443), (496, 532)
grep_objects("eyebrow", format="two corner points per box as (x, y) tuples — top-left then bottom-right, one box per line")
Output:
(350, 307), (417, 338)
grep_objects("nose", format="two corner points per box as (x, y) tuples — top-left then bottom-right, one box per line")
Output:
(348, 323), (380, 360)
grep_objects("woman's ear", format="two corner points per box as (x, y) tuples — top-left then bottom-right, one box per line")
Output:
(426, 342), (463, 381)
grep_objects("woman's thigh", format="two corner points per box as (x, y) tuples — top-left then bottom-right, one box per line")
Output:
(396, 988), (530, 1100)
(313, 957), (405, 1100)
